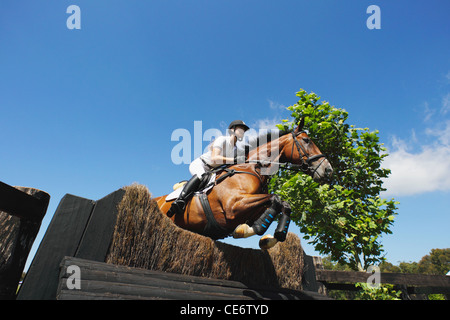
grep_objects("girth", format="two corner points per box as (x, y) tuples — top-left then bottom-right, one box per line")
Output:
(198, 193), (230, 240)
(197, 165), (263, 240)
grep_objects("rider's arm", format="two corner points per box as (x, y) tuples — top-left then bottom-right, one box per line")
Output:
(210, 146), (235, 165)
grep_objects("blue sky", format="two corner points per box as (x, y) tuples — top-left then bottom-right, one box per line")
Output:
(1, 1), (449, 270)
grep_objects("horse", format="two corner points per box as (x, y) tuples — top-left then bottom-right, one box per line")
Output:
(155, 119), (333, 249)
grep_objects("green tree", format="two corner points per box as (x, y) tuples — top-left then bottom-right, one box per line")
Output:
(270, 89), (399, 271)
(417, 248), (450, 275)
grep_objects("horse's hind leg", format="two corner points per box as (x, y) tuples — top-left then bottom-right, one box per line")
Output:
(274, 201), (291, 242)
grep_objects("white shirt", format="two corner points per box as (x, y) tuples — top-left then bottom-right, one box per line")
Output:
(200, 135), (236, 167)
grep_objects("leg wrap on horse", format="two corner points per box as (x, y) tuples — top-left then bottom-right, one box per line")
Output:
(252, 195), (282, 236)
(252, 208), (277, 236)
(274, 201), (291, 242)
(274, 213), (290, 242)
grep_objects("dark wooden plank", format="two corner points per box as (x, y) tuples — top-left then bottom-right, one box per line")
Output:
(57, 256), (333, 300)
(316, 270), (371, 284)
(316, 270), (450, 288)
(61, 256), (251, 290)
(0, 186), (50, 299)
(59, 267), (298, 300)
(408, 286), (450, 295)
(75, 189), (126, 261)
(0, 181), (49, 221)
(380, 272), (450, 287)
(63, 279), (251, 300)
(17, 195), (95, 300)
(57, 290), (153, 300)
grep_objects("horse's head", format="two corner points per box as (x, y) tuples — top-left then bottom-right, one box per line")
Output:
(282, 118), (333, 181)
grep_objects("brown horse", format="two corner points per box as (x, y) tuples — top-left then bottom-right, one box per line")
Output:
(155, 119), (333, 249)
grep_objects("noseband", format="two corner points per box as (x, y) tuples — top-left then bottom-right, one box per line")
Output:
(290, 131), (326, 174)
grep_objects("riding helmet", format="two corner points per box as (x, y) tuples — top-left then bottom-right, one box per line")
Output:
(228, 120), (250, 132)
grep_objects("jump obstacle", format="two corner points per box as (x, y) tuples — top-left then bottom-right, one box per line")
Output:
(15, 184), (330, 300)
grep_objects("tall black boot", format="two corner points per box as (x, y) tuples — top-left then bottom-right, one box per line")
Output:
(167, 175), (202, 217)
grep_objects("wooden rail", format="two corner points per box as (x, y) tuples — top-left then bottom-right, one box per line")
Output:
(316, 269), (450, 296)
(57, 256), (331, 300)
(0, 181), (49, 221)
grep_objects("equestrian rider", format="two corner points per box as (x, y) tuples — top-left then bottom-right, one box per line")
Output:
(167, 120), (250, 217)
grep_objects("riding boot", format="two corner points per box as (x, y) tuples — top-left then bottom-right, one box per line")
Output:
(167, 175), (202, 217)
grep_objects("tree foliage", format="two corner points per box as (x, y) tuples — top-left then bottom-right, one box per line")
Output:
(381, 248), (450, 275)
(270, 89), (399, 271)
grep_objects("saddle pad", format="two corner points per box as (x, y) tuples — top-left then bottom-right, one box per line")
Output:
(165, 173), (216, 201)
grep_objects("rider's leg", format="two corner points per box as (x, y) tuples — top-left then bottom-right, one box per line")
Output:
(167, 174), (202, 217)
(167, 158), (208, 217)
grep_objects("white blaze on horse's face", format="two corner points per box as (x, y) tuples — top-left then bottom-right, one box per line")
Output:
(311, 157), (333, 181)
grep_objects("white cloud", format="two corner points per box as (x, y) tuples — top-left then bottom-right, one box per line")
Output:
(441, 93), (450, 115)
(382, 122), (450, 197)
(423, 102), (435, 122)
(251, 117), (281, 131)
(267, 99), (286, 111)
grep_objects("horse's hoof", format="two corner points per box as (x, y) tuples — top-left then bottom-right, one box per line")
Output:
(232, 224), (255, 239)
(259, 235), (278, 250)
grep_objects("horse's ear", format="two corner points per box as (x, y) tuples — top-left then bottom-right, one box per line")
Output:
(294, 118), (305, 134)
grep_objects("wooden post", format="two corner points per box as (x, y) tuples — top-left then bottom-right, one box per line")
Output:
(0, 182), (50, 300)
(17, 189), (125, 300)
(301, 254), (327, 296)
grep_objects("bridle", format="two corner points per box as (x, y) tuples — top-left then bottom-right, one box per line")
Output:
(290, 131), (327, 175)
(242, 129), (329, 177)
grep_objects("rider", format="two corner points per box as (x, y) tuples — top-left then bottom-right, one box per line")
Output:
(167, 120), (250, 217)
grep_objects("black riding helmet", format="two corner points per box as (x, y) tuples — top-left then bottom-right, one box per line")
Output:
(228, 120), (250, 132)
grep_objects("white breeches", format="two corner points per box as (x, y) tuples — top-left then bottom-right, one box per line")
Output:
(189, 157), (209, 178)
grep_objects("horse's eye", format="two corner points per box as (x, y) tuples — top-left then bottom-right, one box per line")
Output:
(303, 137), (310, 144)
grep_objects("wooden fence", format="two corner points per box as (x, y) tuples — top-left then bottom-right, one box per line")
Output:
(17, 189), (125, 300)
(57, 256), (329, 300)
(302, 256), (450, 300)
(17, 187), (330, 300)
(0, 181), (50, 300)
